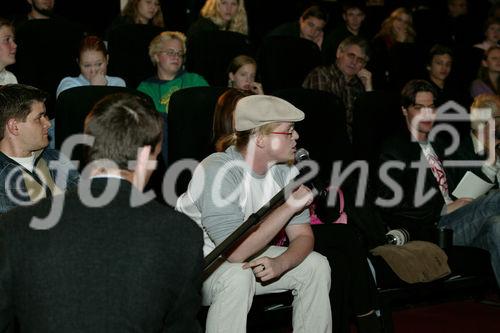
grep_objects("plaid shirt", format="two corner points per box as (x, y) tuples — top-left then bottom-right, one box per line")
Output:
(303, 64), (365, 140)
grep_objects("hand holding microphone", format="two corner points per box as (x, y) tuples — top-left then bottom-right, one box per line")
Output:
(293, 148), (328, 198)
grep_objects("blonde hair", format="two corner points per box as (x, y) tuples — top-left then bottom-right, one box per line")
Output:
(122, 0), (164, 27)
(470, 94), (500, 131)
(148, 31), (187, 65)
(231, 123), (278, 152)
(200, 0), (248, 35)
(375, 7), (415, 44)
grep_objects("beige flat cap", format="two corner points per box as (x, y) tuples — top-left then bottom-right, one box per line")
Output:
(234, 95), (305, 131)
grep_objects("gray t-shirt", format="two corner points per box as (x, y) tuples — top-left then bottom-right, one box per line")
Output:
(176, 146), (310, 257)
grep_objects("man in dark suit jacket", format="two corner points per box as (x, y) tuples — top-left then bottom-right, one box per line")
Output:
(376, 80), (500, 287)
(0, 93), (204, 332)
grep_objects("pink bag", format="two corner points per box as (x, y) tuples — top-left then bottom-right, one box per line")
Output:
(310, 188), (347, 225)
(273, 188), (347, 246)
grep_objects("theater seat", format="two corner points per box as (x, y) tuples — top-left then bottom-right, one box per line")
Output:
(273, 87), (351, 183)
(167, 86), (229, 195)
(55, 86), (152, 166)
(12, 18), (84, 119)
(351, 90), (403, 164)
(258, 36), (322, 94)
(372, 246), (496, 333)
(107, 24), (163, 89)
(185, 30), (254, 86)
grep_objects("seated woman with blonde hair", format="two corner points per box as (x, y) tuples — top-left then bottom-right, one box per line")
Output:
(187, 0), (248, 37)
(370, 7), (417, 90)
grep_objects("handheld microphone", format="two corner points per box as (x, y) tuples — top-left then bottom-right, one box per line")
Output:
(205, 148), (318, 270)
(294, 148), (328, 198)
(295, 148), (310, 162)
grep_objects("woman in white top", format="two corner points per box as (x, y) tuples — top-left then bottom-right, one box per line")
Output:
(56, 35), (125, 97)
(0, 18), (18, 85)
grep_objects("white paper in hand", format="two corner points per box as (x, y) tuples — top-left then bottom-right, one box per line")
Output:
(452, 171), (494, 199)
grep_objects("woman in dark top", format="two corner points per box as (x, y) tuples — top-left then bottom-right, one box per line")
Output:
(107, 0), (164, 34)
(370, 7), (418, 92)
(187, 0), (248, 38)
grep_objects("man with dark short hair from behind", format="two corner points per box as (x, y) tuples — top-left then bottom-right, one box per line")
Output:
(0, 84), (79, 214)
(0, 93), (204, 332)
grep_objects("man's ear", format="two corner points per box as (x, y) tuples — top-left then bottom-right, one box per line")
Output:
(153, 53), (159, 66)
(6, 118), (19, 136)
(402, 107), (408, 116)
(133, 145), (152, 191)
(152, 141), (162, 159)
(255, 133), (266, 148)
(426, 65), (431, 71)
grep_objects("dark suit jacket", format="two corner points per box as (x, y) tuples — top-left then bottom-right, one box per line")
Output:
(0, 178), (203, 333)
(375, 130), (456, 241)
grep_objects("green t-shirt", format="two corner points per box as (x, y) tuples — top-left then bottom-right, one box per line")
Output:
(137, 71), (209, 113)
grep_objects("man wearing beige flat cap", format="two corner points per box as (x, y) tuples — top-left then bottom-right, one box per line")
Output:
(177, 95), (332, 333)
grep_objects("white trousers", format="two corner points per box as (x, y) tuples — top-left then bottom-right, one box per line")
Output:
(202, 246), (332, 333)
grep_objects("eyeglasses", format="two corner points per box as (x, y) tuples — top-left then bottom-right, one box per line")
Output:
(270, 128), (295, 138)
(158, 49), (185, 58)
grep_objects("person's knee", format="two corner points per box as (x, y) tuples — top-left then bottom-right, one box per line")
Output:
(216, 265), (256, 296)
(304, 251), (332, 284)
(487, 217), (500, 241)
